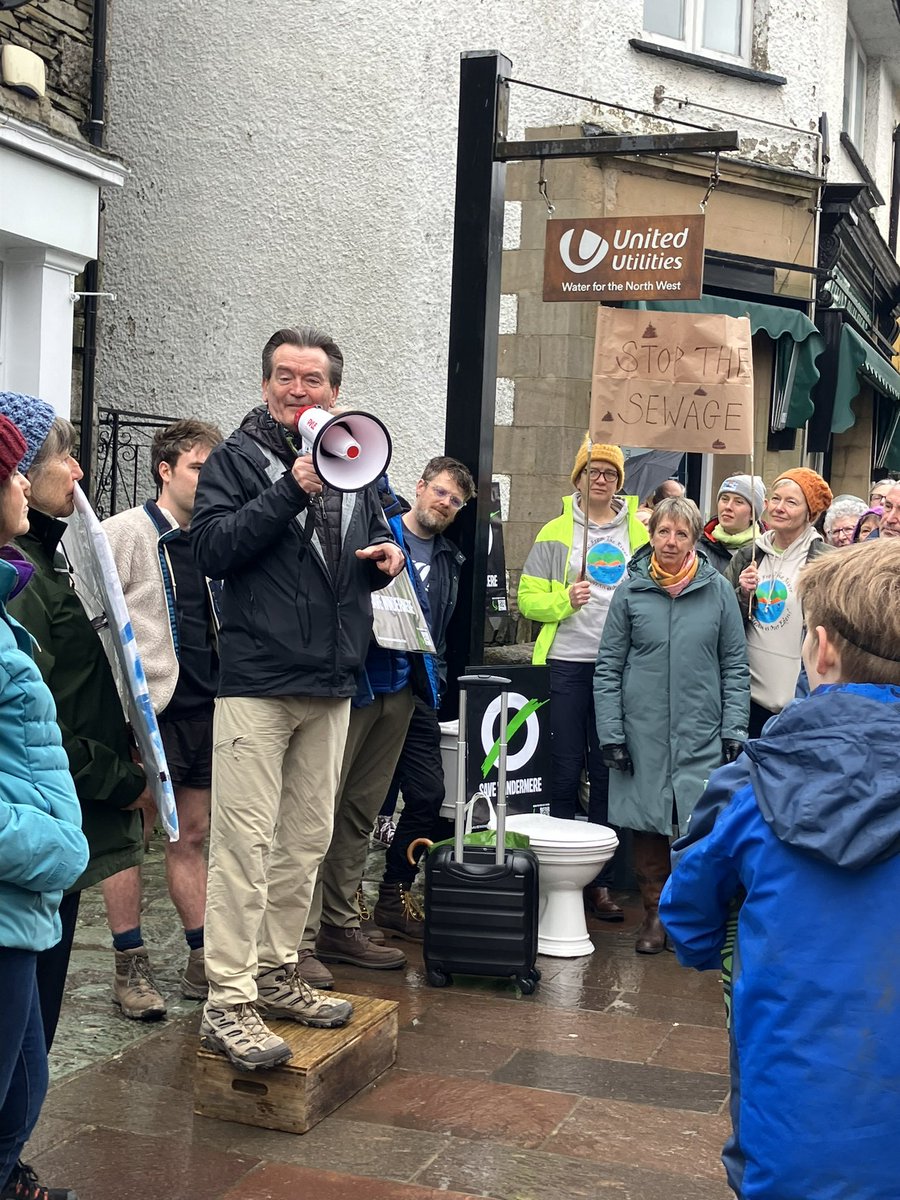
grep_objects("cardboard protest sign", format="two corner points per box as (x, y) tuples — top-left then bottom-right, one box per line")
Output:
(590, 307), (753, 454)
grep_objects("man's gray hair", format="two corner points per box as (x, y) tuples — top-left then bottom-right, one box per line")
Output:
(649, 495), (703, 542)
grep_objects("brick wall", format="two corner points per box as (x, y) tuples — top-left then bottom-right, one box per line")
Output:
(0, 0), (93, 142)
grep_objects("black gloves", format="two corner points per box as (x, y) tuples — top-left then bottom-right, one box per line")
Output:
(601, 744), (634, 774)
(722, 739), (744, 764)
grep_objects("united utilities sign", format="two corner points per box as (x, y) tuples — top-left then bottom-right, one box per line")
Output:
(543, 214), (705, 303)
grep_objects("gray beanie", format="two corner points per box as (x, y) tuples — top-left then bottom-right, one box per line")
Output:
(718, 473), (766, 515)
(0, 392), (56, 472)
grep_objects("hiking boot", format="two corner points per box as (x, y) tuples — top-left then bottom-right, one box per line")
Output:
(256, 963), (353, 1027)
(355, 886), (385, 944)
(374, 883), (425, 942)
(199, 1002), (292, 1072)
(372, 814), (396, 848)
(1, 1161), (77, 1200)
(583, 885), (624, 923)
(180, 946), (208, 1000)
(112, 947), (166, 1020)
(316, 923), (407, 970)
(296, 947), (334, 989)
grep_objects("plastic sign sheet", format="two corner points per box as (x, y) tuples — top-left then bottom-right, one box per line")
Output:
(590, 306), (754, 455)
(486, 481), (509, 616)
(543, 214), (705, 302)
(372, 568), (436, 654)
(65, 485), (179, 840)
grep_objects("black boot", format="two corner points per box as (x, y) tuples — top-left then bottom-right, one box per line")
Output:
(632, 831), (671, 955)
(374, 883), (425, 942)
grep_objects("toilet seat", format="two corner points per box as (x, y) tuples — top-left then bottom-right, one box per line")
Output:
(507, 814), (618, 852)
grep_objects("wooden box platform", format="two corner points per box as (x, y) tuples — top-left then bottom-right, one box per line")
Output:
(193, 993), (398, 1135)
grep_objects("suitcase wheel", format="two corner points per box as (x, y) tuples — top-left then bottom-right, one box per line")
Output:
(530, 967), (542, 982)
(516, 974), (537, 995)
(426, 967), (452, 988)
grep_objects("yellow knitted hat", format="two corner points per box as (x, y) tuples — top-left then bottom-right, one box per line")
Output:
(571, 435), (625, 489)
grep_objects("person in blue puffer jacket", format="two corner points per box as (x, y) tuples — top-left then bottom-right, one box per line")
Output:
(0, 414), (88, 1200)
(660, 539), (900, 1200)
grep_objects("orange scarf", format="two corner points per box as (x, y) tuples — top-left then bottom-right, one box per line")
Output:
(649, 549), (699, 597)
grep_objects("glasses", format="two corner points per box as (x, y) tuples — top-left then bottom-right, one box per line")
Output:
(588, 468), (619, 483)
(428, 483), (465, 510)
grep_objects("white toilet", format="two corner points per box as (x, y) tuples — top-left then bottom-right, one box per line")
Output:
(506, 813), (619, 958)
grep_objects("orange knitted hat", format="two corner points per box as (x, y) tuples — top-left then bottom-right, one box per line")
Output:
(571, 436), (625, 489)
(772, 468), (833, 520)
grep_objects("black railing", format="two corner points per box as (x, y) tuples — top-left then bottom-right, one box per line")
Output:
(92, 407), (176, 519)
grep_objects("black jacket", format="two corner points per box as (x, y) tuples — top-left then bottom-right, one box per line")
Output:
(192, 406), (395, 699)
(697, 520), (738, 575)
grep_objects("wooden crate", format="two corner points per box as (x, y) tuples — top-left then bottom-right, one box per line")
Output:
(193, 993), (398, 1134)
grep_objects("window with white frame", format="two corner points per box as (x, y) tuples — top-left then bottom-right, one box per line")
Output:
(643, 0), (751, 63)
(842, 23), (867, 149)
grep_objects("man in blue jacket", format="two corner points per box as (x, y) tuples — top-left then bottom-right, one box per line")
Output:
(660, 539), (900, 1200)
(192, 325), (404, 1071)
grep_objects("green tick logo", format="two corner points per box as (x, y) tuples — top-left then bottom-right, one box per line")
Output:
(480, 694), (549, 778)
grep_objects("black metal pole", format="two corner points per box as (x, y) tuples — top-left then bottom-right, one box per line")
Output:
(79, 0), (108, 497)
(442, 51), (510, 716)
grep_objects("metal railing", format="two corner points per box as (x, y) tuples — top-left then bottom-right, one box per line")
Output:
(92, 407), (175, 519)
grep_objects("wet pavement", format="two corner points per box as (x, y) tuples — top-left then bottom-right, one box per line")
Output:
(29, 835), (734, 1199)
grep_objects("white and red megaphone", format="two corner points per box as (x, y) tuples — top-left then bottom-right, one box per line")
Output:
(294, 405), (392, 492)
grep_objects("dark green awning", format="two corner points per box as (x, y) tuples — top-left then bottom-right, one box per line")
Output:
(627, 295), (824, 429)
(832, 324), (900, 433)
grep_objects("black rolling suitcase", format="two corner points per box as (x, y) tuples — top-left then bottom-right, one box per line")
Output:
(422, 674), (541, 993)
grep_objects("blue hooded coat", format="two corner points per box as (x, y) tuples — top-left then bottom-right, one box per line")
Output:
(660, 683), (900, 1200)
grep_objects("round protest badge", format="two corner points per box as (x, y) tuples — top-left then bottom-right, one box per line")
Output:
(586, 541), (627, 587)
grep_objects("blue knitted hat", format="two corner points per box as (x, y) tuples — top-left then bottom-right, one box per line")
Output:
(0, 392), (56, 472)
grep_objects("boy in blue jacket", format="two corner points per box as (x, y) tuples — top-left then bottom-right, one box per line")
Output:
(660, 539), (900, 1200)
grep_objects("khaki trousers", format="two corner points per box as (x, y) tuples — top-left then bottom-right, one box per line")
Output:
(205, 694), (351, 1006)
(302, 686), (415, 946)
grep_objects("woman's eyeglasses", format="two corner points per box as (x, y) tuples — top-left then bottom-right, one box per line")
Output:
(588, 468), (619, 483)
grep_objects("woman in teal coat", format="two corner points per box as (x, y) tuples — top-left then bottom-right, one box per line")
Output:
(594, 497), (749, 954)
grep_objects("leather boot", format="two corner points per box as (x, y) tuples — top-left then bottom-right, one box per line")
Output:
(583, 885), (624, 922)
(374, 882), (425, 942)
(632, 831), (671, 955)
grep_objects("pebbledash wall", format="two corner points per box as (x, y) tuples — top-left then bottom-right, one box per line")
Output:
(95, 1), (898, 559)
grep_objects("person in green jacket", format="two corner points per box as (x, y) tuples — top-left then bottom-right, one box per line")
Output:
(594, 496), (749, 954)
(0, 394), (159, 1042)
(518, 437), (648, 922)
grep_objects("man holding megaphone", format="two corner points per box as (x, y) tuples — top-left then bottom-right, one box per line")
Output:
(191, 325), (404, 1072)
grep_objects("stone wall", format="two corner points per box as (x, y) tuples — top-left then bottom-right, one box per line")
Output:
(0, 0), (93, 143)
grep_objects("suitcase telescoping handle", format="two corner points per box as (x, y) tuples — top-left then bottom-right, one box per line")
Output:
(456, 675), (512, 866)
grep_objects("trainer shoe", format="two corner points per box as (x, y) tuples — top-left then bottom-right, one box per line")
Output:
(374, 882), (425, 942)
(256, 963), (353, 1027)
(316, 923), (406, 970)
(372, 814), (396, 848)
(180, 946), (209, 999)
(200, 1001), (292, 1072)
(296, 947), (334, 990)
(355, 885), (385, 944)
(0, 1160), (76, 1200)
(112, 947), (167, 1020)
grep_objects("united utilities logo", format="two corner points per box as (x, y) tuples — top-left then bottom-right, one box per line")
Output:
(559, 227), (610, 273)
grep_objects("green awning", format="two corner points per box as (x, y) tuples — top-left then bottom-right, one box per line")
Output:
(627, 295), (824, 429)
(832, 324), (900, 433)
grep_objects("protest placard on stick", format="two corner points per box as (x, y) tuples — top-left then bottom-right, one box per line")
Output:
(589, 306), (753, 455)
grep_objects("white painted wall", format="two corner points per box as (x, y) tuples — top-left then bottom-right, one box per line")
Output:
(97, 0), (900, 487)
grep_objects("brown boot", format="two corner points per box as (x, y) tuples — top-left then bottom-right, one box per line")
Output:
(374, 883), (425, 942)
(296, 947), (334, 989)
(316, 924), (407, 969)
(632, 831), (671, 955)
(180, 945), (208, 1000)
(355, 886), (386, 944)
(583, 885), (624, 922)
